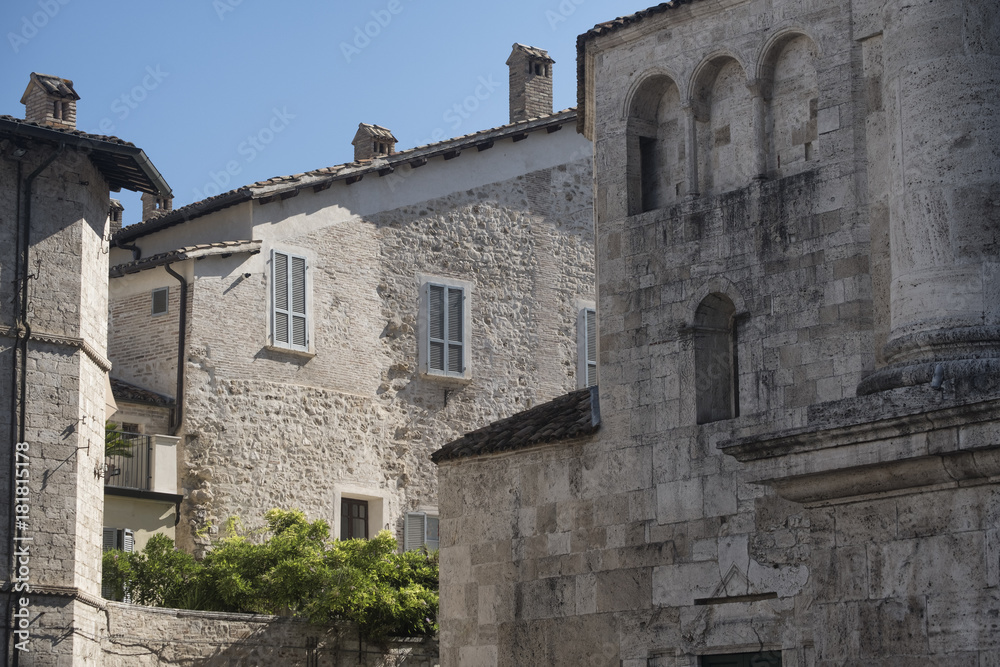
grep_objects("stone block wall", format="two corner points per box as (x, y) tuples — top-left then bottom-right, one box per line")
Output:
(101, 603), (438, 667)
(436, 0), (1000, 664)
(0, 143), (116, 665)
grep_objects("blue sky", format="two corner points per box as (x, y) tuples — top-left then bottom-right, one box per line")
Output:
(1, 0), (642, 225)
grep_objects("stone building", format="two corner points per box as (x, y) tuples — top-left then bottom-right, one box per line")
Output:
(1, 74), (171, 665)
(434, 1), (1000, 665)
(107, 45), (596, 556)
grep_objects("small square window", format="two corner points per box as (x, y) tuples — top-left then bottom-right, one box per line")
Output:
(404, 512), (439, 551)
(151, 287), (168, 316)
(341, 498), (369, 540)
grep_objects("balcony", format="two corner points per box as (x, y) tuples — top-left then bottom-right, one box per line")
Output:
(104, 430), (178, 495)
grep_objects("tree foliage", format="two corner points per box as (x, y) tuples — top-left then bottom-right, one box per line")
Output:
(101, 509), (439, 641)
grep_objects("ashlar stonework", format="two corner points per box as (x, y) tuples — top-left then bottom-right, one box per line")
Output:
(436, 0), (1000, 665)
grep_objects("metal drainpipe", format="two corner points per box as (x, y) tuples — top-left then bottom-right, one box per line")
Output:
(163, 264), (187, 435)
(7, 142), (64, 667)
(114, 240), (141, 261)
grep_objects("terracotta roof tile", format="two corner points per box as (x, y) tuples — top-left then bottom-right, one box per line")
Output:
(114, 108), (578, 242)
(110, 377), (174, 407)
(110, 240), (262, 277)
(432, 386), (600, 463)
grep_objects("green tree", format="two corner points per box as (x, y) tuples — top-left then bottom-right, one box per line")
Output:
(101, 508), (439, 641)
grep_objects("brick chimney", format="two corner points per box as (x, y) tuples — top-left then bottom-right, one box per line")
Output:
(20, 72), (80, 130)
(352, 123), (397, 162)
(109, 199), (124, 236)
(141, 192), (173, 220)
(507, 44), (554, 123)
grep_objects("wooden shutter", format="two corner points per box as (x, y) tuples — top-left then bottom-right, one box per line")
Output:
(427, 283), (464, 374)
(290, 256), (307, 348)
(428, 285), (445, 371)
(272, 250), (289, 345)
(404, 513), (439, 551)
(123, 528), (134, 553)
(425, 516), (439, 551)
(272, 250), (308, 351)
(102, 527), (117, 552)
(404, 512), (426, 552)
(447, 288), (464, 373)
(585, 308), (597, 387)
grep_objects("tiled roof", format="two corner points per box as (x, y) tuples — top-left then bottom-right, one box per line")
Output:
(114, 108), (578, 243)
(21, 72), (80, 102)
(356, 123), (397, 141)
(109, 240), (262, 277)
(509, 43), (554, 63)
(576, 1), (700, 134)
(110, 377), (174, 407)
(431, 386), (600, 463)
(0, 115), (171, 196)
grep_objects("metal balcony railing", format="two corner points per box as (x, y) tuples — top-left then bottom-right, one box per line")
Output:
(104, 431), (153, 491)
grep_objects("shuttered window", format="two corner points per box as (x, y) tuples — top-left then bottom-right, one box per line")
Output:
(404, 512), (439, 552)
(585, 308), (597, 387)
(271, 250), (308, 351)
(427, 283), (465, 375)
(578, 307), (598, 388)
(102, 527), (134, 601)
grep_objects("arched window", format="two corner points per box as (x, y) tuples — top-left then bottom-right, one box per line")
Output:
(626, 74), (684, 214)
(694, 293), (739, 424)
(693, 56), (753, 195)
(763, 34), (820, 177)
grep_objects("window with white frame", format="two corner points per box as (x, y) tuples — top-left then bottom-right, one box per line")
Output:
(271, 249), (309, 352)
(102, 527), (134, 600)
(419, 276), (471, 379)
(578, 306), (598, 388)
(404, 512), (439, 552)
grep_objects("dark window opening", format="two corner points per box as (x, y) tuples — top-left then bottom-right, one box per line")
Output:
(151, 287), (169, 316)
(639, 136), (659, 212)
(701, 651), (781, 667)
(341, 498), (369, 540)
(694, 293), (739, 424)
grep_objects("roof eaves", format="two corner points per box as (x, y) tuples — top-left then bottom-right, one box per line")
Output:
(0, 115), (171, 197)
(112, 188), (253, 244)
(112, 109), (578, 240)
(109, 240), (262, 278)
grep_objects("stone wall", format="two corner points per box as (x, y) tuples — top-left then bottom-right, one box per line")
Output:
(101, 603), (438, 667)
(437, 0), (1000, 664)
(0, 142), (116, 664)
(108, 126), (595, 554)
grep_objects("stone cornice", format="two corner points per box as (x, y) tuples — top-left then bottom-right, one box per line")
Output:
(0, 327), (112, 372)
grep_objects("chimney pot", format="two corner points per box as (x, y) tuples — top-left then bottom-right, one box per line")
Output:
(20, 72), (80, 130)
(507, 44), (554, 123)
(353, 123), (397, 162)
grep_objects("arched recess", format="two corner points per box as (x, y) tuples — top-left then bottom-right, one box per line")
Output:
(693, 293), (739, 424)
(691, 54), (753, 196)
(760, 31), (820, 177)
(625, 72), (685, 215)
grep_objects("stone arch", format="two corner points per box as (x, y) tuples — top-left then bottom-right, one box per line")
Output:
(759, 30), (821, 177)
(690, 52), (754, 195)
(625, 70), (686, 214)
